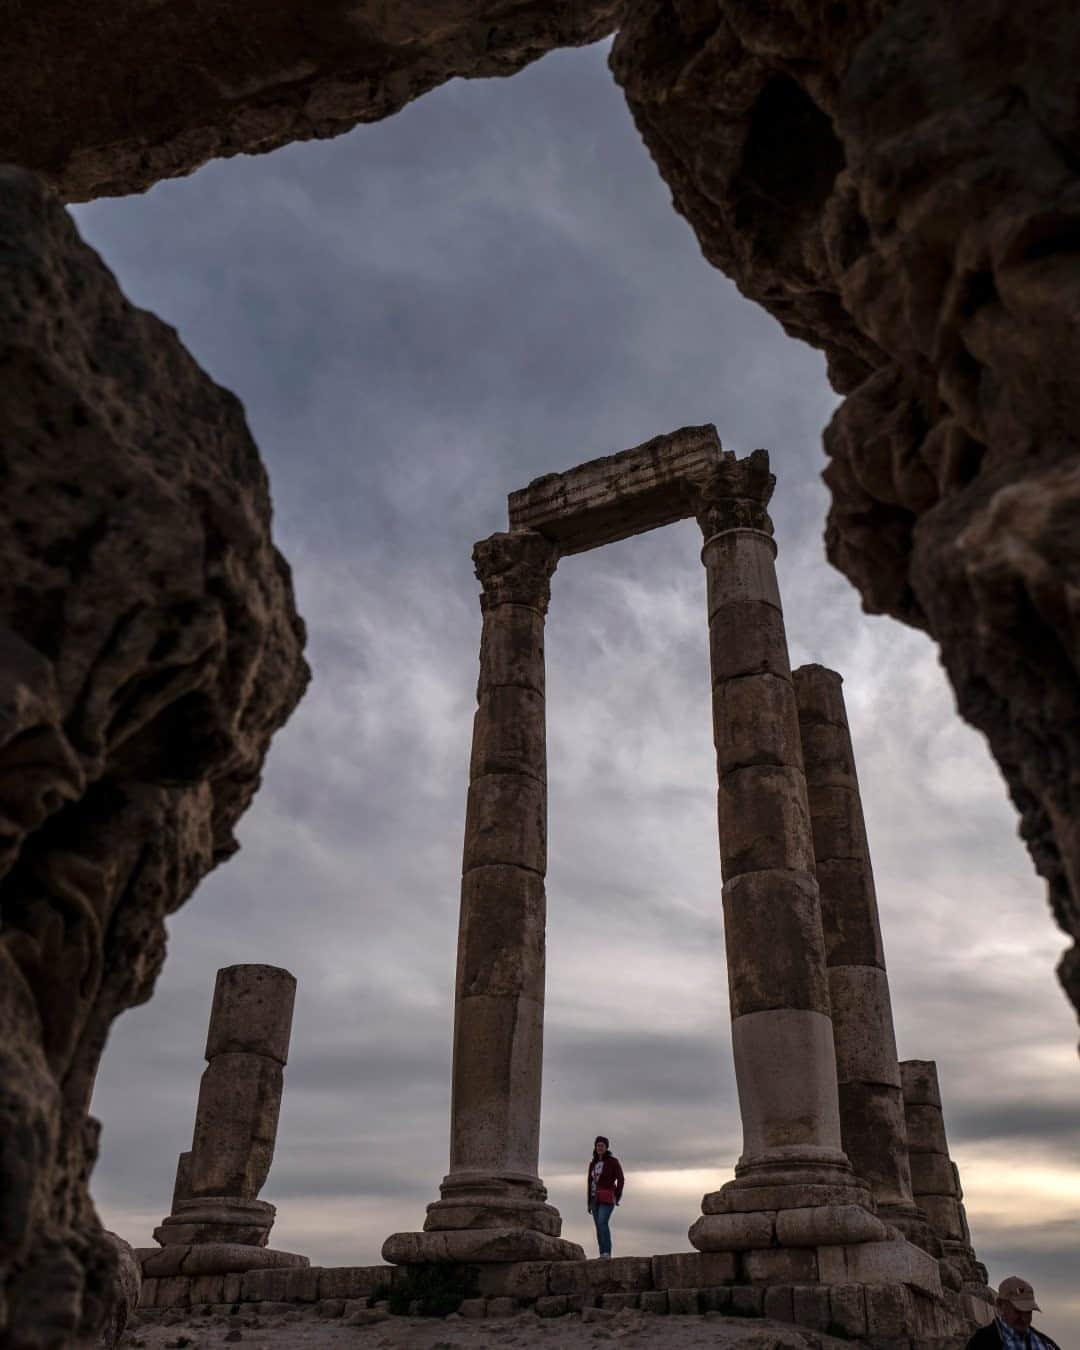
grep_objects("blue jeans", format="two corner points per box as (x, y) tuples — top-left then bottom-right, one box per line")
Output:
(592, 1202), (615, 1256)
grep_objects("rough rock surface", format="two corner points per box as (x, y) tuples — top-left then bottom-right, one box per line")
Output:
(96, 1233), (140, 1349)
(611, 0), (1080, 1035)
(0, 1), (622, 202)
(0, 166), (308, 1347)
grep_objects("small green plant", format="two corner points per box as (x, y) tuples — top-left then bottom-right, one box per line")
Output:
(388, 1265), (473, 1317)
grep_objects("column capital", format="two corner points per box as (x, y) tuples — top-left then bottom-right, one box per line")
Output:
(473, 531), (559, 614)
(688, 448), (776, 540)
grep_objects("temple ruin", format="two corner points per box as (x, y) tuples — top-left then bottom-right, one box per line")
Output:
(133, 430), (999, 1342)
(3, 3), (1078, 1342)
(375, 427), (991, 1337)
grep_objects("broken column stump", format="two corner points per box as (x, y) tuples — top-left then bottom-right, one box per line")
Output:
(142, 965), (308, 1279)
(900, 1060), (991, 1296)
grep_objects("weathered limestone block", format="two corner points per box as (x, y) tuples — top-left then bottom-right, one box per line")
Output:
(611, 2), (1080, 1036)
(716, 765), (819, 879)
(687, 1211), (775, 1253)
(188, 1055), (285, 1198)
(205, 965), (296, 1063)
(474, 1261), (551, 1299)
(816, 1238), (943, 1298)
(651, 1251), (737, 1289)
(774, 1204), (886, 1248)
(740, 1248), (819, 1285)
(722, 873), (831, 1018)
(548, 1257), (653, 1296)
(316, 1267), (391, 1301)
(0, 167), (307, 1348)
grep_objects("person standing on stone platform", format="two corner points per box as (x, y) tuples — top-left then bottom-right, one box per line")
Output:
(585, 1135), (625, 1259)
(964, 1276), (1061, 1350)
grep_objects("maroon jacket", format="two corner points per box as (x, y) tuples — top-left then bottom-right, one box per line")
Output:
(586, 1155), (625, 1209)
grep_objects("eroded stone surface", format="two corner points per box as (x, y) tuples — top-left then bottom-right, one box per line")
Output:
(96, 1233), (140, 1349)
(507, 423), (723, 553)
(1, 1), (622, 202)
(610, 1), (1080, 1032)
(0, 166), (307, 1347)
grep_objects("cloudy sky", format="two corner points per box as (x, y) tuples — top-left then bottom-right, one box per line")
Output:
(75, 40), (1078, 1342)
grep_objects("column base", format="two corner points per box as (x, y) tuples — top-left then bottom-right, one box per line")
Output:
(139, 1243), (308, 1278)
(424, 1170), (563, 1236)
(154, 1197), (275, 1247)
(384, 1169), (583, 1264)
(691, 1157), (887, 1253)
(382, 1227), (584, 1264)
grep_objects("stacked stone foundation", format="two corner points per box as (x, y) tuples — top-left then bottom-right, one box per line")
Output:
(137, 1253), (992, 1346)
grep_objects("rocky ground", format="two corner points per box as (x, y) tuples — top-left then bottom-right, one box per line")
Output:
(124, 1305), (853, 1349)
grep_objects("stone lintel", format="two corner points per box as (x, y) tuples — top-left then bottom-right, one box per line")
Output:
(506, 424), (723, 554)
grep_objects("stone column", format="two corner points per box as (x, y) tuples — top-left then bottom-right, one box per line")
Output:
(155, 964), (296, 1250)
(688, 451), (882, 1253)
(900, 1060), (988, 1289)
(384, 530), (582, 1265)
(793, 664), (919, 1225)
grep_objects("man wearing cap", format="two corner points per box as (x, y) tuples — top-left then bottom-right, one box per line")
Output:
(965, 1276), (1061, 1350)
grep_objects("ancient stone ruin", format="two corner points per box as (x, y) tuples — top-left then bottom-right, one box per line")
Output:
(2, 1), (1077, 1343)
(372, 427), (991, 1339)
(141, 965), (309, 1282)
(130, 430), (1000, 1345)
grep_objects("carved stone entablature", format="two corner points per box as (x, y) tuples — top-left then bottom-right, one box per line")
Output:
(689, 448), (777, 540)
(473, 532), (559, 615)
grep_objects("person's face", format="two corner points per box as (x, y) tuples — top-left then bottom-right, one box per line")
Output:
(998, 1300), (1033, 1333)
(595, 1140), (607, 1156)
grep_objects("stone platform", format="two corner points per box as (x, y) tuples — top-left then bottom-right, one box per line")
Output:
(138, 1252), (992, 1346)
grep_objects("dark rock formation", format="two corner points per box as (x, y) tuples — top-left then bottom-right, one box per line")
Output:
(0, 167), (308, 1347)
(95, 1233), (140, 1349)
(611, 0), (1080, 1037)
(1, 1), (621, 202)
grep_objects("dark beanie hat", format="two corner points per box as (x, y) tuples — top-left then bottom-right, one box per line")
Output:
(594, 1136), (610, 1147)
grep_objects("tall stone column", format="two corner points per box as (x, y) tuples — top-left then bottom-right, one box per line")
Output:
(688, 451), (883, 1253)
(793, 664), (918, 1225)
(384, 530), (583, 1265)
(900, 1060), (989, 1289)
(155, 964), (296, 1251)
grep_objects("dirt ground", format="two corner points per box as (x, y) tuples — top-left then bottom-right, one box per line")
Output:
(124, 1305), (854, 1350)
